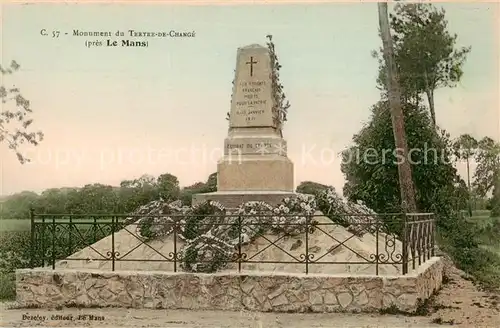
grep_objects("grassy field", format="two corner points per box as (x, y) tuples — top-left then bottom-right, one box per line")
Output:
(469, 209), (499, 238)
(0, 220), (31, 232)
(467, 210), (500, 289)
(467, 209), (498, 225)
(482, 244), (500, 254)
(0, 217), (125, 232)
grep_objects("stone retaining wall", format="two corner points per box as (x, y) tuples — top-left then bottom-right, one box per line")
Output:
(16, 257), (443, 313)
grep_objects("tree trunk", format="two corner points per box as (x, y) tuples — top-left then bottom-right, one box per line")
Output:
(466, 157), (473, 217)
(492, 159), (500, 217)
(425, 89), (436, 128)
(492, 176), (500, 217)
(378, 3), (418, 213)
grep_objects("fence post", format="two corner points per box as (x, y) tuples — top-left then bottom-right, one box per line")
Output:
(111, 216), (116, 271)
(401, 211), (408, 275)
(41, 217), (46, 268)
(431, 213), (436, 257)
(93, 216), (98, 244)
(375, 220), (379, 276)
(237, 215), (242, 273)
(68, 215), (73, 256)
(51, 215), (56, 269)
(29, 208), (35, 269)
(305, 215), (310, 275)
(173, 218), (178, 273)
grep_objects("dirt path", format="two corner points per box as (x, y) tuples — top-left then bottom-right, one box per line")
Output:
(1, 260), (498, 328)
(423, 258), (500, 327)
(0, 304), (442, 328)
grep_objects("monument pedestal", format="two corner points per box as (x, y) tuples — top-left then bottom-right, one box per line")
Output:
(217, 154), (294, 191)
(194, 154), (295, 208)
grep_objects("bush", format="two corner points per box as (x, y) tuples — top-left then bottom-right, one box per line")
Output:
(452, 247), (500, 289)
(0, 224), (113, 299)
(476, 218), (500, 245)
(486, 199), (492, 211)
(0, 271), (15, 300)
(0, 231), (30, 300)
(438, 212), (500, 289)
(0, 231), (31, 272)
(296, 181), (330, 196)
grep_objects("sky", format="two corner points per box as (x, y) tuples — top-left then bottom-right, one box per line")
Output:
(1, 2), (498, 196)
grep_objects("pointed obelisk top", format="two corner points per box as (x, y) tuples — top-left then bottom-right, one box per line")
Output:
(229, 44), (274, 128)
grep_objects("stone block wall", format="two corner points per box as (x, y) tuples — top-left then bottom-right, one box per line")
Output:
(16, 257), (443, 313)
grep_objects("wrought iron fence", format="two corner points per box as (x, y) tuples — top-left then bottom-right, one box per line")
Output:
(29, 210), (435, 275)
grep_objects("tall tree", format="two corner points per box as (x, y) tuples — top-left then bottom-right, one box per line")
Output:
(374, 4), (470, 127)
(205, 172), (217, 192)
(473, 137), (500, 216)
(157, 173), (181, 200)
(341, 101), (464, 217)
(453, 134), (478, 216)
(493, 181), (500, 217)
(0, 191), (39, 219)
(377, 2), (417, 212)
(1, 61), (43, 163)
(118, 174), (160, 211)
(65, 184), (120, 214)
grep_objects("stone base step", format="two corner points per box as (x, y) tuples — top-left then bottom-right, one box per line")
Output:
(192, 191), (304, 209)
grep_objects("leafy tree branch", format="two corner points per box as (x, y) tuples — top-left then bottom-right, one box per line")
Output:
(373, 3), (470, 127)
(0, 60), (43, 163)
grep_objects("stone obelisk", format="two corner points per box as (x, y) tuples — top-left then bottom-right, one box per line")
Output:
(192, 44), (295, 208)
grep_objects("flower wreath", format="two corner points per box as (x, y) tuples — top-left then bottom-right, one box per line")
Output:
(227, 201), (275, 245)
(317, 187), (381, 236)
(182, 200), (227, 240)
(180, 232), (235, 273)
(124, 200), (165, 225)
(179, 200), (235, 272)
(180, 201), (283, 273)
(271, 194), (317, 236)
(136, 200), (188, 240)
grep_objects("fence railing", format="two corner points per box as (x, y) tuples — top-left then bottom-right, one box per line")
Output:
(29, 210), (435, 275)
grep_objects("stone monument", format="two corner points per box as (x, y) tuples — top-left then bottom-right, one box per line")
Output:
(192, 44), (296, 208)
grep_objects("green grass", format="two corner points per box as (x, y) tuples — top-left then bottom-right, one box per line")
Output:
(0, 220), (30, 232)
(466, 210), (500, 290)
(473, 209), (493, 217)
(0, 271), (15, 300)
(466, 210), (499, 228)
(472, 210), (500, 252)
(481, 244), (500, 254)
